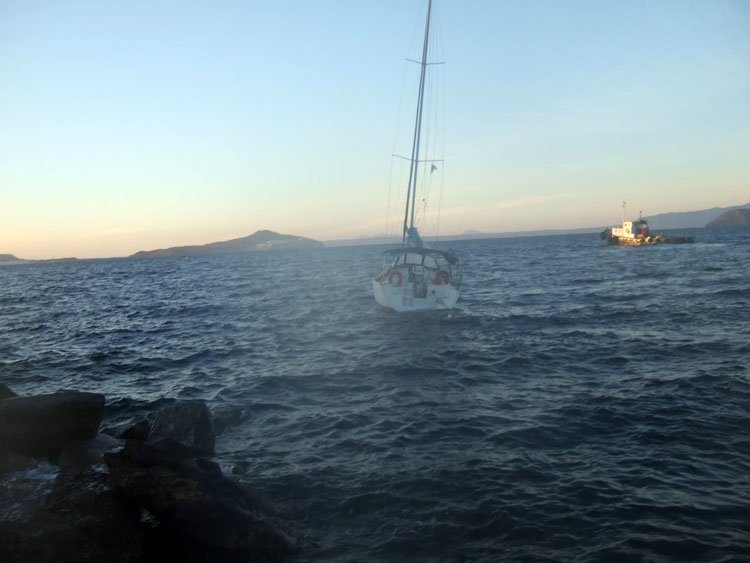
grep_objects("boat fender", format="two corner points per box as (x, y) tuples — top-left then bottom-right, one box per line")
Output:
(387, 270), (403, 286)
(433, 270), (451, 285)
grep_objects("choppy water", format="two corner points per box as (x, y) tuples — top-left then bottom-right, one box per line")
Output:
(2, 231), (749, 562)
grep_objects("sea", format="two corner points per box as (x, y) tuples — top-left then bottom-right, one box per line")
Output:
(1, 230), (749, 562)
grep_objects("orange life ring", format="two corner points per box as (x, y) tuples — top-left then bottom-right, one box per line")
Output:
(387, 270), (403, 286)
(433, 270), (450, 285)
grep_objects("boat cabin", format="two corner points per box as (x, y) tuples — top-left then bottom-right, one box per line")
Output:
(611, 220), (650, 239)
(375, 247), (461, 290)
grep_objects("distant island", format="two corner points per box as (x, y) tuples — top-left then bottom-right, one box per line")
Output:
(705, 208), (750, 231)
(0, 254), (78, 265)
(130, 230), (324, 258)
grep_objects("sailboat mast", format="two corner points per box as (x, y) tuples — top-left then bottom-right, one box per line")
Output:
(402, 0), (433, 243)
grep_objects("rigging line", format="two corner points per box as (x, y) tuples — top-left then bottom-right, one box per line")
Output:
(418, 75), (434, 228)
(417, 13), (439, 233)
(385, 156), (395, 240)
(392, 60), (421, 157)
(429, 13), (445, 240)
(395, 160), (409, 237)
(392, 154), (443, 162)
(419, 33), (441, 233)
(436, 56), (446, 240)
(388, 28), (420, 241)
(388, 159), (404, 237)
(406, 59), (445, 65)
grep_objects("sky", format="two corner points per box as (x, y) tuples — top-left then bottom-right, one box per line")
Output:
(1, 0), (749, 259)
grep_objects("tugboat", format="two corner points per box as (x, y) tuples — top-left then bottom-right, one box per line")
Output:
(600, 203), (695, 246)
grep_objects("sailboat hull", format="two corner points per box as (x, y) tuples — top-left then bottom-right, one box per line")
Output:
(372, 279), (460, 312)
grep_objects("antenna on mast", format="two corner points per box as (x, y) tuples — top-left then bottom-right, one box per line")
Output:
(621, 201), (626, 224)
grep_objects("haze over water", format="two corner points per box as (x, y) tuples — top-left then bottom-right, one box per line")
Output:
(2, 232), (748, 561)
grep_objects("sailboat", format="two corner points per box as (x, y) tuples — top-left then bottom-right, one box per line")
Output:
(372, 0), (462, 312)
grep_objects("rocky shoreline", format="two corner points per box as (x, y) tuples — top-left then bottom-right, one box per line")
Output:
(0, 385), (306, 562)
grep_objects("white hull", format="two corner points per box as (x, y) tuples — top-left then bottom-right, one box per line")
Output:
(372, 279), (460, 312)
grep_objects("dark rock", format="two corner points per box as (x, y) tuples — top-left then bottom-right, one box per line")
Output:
(126, 437), (198, 466)
(102, 417), (150, 441)
(195, 457), (223, 477)
(0, 391), (105, 459)
(0, 446), (35, 475)
(0, 461), (58, 524)
(150, 400), (215, 454)
(211, 404), (246, 435)
(0, 383), (17, 401)
(105, 440), (301, 562)
(231, 461), (250, 476)
(58, 434), (123, 471)
(0, 468), (145, 563)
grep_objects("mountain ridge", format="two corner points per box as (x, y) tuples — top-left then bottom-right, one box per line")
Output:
(705, 208), (750, 231)
(129, 230), (324, 258)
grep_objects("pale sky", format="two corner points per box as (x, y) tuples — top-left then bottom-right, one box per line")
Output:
(2, 0), (749, 259)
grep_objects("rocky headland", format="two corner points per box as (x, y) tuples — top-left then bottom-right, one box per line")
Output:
(0, 385), (306, 562)
(0, 254), (24, 265)
(705, 208), (750, 231)
(130, 230), (324, 258)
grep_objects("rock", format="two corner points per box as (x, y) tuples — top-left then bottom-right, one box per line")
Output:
(0, 391), (105, 459)
(0, 383), (17, 401)
(211, 404), (246, 436)
(58, 434), (123, 471)
(102, 417), (150, 441)
(0, 446), (35, 475)
(0, 447), (34, 475)
(105, 440), (301, 562)
(150, 400), (215, 454)
(0, 468), (145, 563)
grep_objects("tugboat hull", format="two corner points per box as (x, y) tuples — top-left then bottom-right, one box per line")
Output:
(604, 233), (695, 245)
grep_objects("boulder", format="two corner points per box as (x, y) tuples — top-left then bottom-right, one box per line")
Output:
(211, 404), (246, 436)
(0, 468), (145, 563)
(0, 391), (105, 459)
(150, 400), (215, 454)
(0, 383), (17, 401)
(58, 434), (124, 471)
(0, 446), (35, 475)
(102, 417), (150, 441)
(105, 440), (301, 562)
